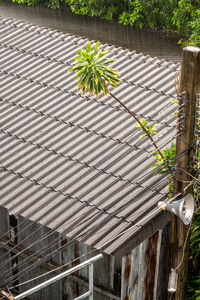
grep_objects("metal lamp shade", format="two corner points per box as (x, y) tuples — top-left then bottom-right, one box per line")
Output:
(158, 194), (194, 225)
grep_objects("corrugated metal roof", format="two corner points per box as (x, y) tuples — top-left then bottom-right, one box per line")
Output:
(0, 16), (179, 256)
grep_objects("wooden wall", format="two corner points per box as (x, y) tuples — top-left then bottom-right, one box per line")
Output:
(0, 207), (169, 300)
(0, 207), (119, 300)
(0, 206), (12, 288)
(121, 227), (170, 300)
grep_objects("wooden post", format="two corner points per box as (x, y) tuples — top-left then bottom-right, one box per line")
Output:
(169, 47), (200, 300)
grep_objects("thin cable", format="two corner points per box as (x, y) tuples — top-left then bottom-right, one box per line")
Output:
(175, 224), (191, 271)
(0, 141), (187, 268)
(9, 203), (154, 291)
(0, 154), (165, 265)
(5, 208), (159, 291)
(0, 216), (29, 248)
(0, 208), (103, 274)
(1, 235), (77, 288)
(3, 199), (162, 286)
(0, 217), (44, 254)
(0, 147), (180, 267)
(1, 184), (167, 282)
(7, 248), (98, 290)
(1, 198), (163, 288)
(180, 169), (200, 184)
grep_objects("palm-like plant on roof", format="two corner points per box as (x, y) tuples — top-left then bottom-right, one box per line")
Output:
(69, 41), (164, 159)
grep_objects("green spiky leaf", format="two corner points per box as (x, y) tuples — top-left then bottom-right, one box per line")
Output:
(68, 41), (120, 97)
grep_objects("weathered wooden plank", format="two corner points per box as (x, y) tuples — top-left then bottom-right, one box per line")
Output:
(121, 231), (160, 300)
(0, 236), (120, 299)
(62, 237), (117, 300)
(0, 212), (118, 300)
(155, 224), (170, 300)
(93, 251), (115, 300)
(62, 237), (80, 300)
(0, 206), (12, 287)
(17, 216), (62, 300)
(114, 211), (171, 268)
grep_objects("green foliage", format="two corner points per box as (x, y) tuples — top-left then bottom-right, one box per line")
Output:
(119, 0), (178, 30)
(65, 0), (125, 21)
(152, 142), (176, 174)
(12, 0), (61, 8)
(10, 0), (200, 46)
(136, 118), (157, 138)
(70, 41), (162, 156)
(172, 0), (194, 34)
(119, 1), (144, 28)
(187, 208), (200, 299)
(69, 41), (120, 97)
(193, 146), (200, 205)
(188, 9), (200, 46)
(190, 209), (200, 271)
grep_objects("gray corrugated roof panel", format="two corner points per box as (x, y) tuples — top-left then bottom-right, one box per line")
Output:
(0, 16), (179, 256)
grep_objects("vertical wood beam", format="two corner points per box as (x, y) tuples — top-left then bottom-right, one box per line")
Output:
(170, 46), (200, 300)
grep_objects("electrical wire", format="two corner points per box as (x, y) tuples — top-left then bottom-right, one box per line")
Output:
(0, 143), (184, 268)
(0, 146), (166, 258)
(0, 234), (81, 289)
(1, 199), (119, 276)
(180, 169), (200, 184)
(0, 149), (194, 292)
(0, 128), (174, 255)
(1, 191), (166, 289)
(0, 180), (168, 283)
(0, 208), (104, 272)
(4, 208), (159, 292)
(0, 135), (190, 262)
(175, 224), (191, 271)
(7, 248), (98, 291)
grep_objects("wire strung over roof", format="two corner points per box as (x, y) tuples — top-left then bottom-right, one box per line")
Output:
(0, 16), (179, 257)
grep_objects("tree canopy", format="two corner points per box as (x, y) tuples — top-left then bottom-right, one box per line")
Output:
(11, 0), (200, 47)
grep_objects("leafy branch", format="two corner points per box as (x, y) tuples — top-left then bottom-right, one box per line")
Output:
(69, 41), (164, 159)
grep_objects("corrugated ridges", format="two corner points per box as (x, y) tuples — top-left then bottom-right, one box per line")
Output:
(0, 16), (178, 254)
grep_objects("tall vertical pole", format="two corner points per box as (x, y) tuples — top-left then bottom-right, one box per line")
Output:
(170, 47), (200, 300)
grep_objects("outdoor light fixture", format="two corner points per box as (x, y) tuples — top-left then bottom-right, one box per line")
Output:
(158, 194), (195, 225)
